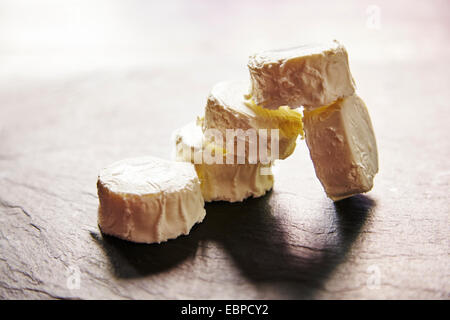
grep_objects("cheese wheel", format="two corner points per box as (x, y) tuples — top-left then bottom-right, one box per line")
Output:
(303, 94), (378, 200)
(97, 156), (206, 243)
(203, 80), (303, 161)
(174, 121), (274, 202)
(248, 40), (356, 110)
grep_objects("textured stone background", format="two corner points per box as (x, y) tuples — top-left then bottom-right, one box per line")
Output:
(0, 0), (449, 299)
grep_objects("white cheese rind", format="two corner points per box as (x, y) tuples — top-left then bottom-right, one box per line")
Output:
(248, 40), (356, 109)
(174, 121), (274, 202)
(203, 80), (302, 161)
(97, 156), (206, 243)
(303, 94), (378, 201)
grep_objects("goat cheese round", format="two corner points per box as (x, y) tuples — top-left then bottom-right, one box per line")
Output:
(248, 40), (356, 110)
(97, 156), (206, 243)
(174, 121), (274, 202)
(303, 94), (378, 200)
(204, 80), (303, 161)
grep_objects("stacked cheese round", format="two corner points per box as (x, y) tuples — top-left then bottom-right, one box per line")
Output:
(248, 40), (355, 110)
(97, 156), (206, 243)
(303, 95), (378, 200)
(174, 121), (274, 202)
(204, 80), (304, 162)
(247, 40), (378, 201)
